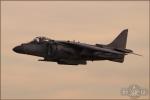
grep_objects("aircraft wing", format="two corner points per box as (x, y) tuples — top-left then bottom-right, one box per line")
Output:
(57, 41), (124, 55)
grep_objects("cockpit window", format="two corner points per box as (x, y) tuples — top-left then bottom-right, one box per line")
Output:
(33, 37), (40, 43)
(30, 36), (50, 43)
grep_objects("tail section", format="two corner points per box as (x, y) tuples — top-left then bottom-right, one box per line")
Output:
(107, 29), (128, 49)
(106, 29), (140, 63)
(107, 29), (128, 63)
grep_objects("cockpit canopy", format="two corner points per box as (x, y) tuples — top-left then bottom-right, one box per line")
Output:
(30, 36), (51, 43)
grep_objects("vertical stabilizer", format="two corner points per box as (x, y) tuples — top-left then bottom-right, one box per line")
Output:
(108, 29), (128, 49)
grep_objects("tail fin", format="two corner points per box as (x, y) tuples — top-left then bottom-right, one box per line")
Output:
(107, 29), (128, 63)
(108, 29), (128, 49)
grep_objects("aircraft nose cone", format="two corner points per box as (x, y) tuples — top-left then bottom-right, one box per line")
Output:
(13, 45), (24, 53)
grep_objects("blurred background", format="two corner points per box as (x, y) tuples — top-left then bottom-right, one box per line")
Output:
(1, 1), (149, 99)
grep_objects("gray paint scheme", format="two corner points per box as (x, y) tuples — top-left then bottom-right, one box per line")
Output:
(13, 29), (140, 65)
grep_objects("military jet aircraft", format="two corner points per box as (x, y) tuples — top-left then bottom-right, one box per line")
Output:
(13, 29), (140, 65)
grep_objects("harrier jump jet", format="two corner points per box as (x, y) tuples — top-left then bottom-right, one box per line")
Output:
(13, 29), (140, 65)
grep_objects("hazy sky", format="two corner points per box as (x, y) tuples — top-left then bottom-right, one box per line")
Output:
(1, 1), (149, 99)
